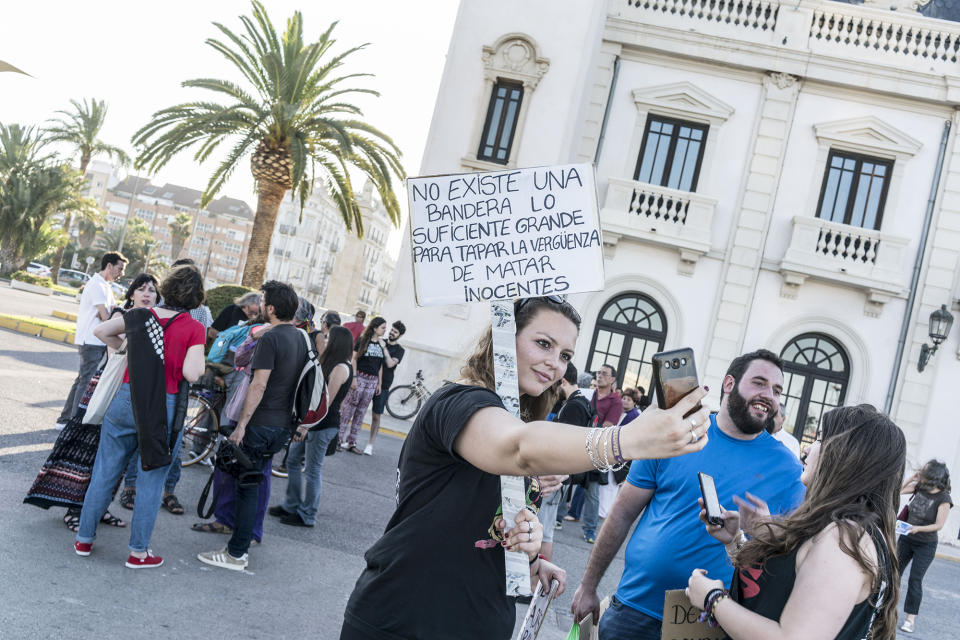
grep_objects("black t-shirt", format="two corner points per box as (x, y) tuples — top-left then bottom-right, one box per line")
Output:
(249, 324), (307, 428)
(314, 362), (353, 431)
(728, 529), (889, 640)
(380, 342), (405, 390)
(906, 490), (953, 543)
(212, 304), (248, 332)
(556, 391), (594, 427)
(344, 384), (516, 640)
(355, 338), (385, 377)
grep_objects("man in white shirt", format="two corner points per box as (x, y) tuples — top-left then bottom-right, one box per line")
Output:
(56, 252), (126, 428)
(767, 402), (802, 459)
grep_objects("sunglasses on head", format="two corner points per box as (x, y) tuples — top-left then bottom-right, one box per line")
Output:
(515, 295), (581, 324)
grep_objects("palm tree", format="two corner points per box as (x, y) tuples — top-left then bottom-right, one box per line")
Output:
(45, 98), (130, 283)
(168, 211), (193, 260)
(132, 1), (404, 287)
(0, 124), (92, 275)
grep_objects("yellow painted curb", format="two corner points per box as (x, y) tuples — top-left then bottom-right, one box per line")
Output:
(17, 321), (42, 335)
(360, 422), (407, 440)
(52, 310), (77, 322)
(40, 327), (68, 342)
(0, 316), (17, 330)
(936, 552), (960, 564)
(66, 333), (75, 345)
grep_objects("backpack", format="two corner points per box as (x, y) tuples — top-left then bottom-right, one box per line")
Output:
(207, 323), (256, 366)
(292, 328), (329, 429)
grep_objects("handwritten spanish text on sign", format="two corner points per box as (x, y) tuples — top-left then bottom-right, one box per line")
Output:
(407, 163), (604, 306)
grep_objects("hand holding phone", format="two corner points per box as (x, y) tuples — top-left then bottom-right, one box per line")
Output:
(698, 472), (724, 526)
(652, 348), (702, 418)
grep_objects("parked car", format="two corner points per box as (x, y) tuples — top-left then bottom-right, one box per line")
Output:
(58, 268), (90, 288)
(26, 262), (52, 278)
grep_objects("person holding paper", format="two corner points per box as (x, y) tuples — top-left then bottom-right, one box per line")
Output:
(687, 404), (904, 640)
(340, 296), (711, 640)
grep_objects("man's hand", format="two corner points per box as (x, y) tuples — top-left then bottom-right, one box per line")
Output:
(228, 424), (246, 446)
(732, 492), (770, 537)
(571, 582), (602, 625)
(376, 384), (381, 396)
(697, 497), (740, 545)
(536, 559), (567, 596)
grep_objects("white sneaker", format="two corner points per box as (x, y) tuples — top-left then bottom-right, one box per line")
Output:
(363, 444), (374, 456)
(197, 548), (248, 571)
(54, 422), (67, 431)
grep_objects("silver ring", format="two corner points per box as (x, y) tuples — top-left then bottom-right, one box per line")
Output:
(528, 531), (533, 542)
(689, 417), (699, 429)
(689, 428), (698, 444)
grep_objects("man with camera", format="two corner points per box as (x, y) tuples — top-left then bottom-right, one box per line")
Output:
(570, 349), (804, 640)
(198, 281), (307, 572)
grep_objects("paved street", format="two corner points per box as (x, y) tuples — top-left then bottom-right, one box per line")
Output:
(0, 324), (958, 639)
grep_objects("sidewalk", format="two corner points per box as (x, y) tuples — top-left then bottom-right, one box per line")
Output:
(937, 539), (960, 563)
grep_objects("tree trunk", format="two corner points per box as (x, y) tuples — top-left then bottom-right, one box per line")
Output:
(171, 237), (185, 261)
(240, 178), (287, 288)
(49, 212), (72, 283)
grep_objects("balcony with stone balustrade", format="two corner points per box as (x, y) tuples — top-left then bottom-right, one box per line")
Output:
(608, 0), (960, 97)
(599, 177), (718, 275)
(778, 214), (911, 315)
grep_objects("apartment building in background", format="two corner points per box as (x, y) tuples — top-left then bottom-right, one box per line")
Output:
(264, 181), (398, 315)
(103, 176), (254, 286)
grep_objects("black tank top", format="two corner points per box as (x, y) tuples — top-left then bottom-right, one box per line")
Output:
(728, 527), (889, 640)
(312, 362), (353, 431)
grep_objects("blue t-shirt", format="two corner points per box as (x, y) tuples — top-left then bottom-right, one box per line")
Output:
(616, 414), (805, 620)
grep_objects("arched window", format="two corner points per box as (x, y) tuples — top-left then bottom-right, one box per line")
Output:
(779, 333), (850, 448)
(586, 294), (667, 394)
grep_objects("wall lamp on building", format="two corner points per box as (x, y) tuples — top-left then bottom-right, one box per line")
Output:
(918, 304), (954, 372)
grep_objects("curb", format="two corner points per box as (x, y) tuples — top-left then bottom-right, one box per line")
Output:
(52, 310), (78, 322)
(360, 423), (408, 440)
(0, 317), (75, 345)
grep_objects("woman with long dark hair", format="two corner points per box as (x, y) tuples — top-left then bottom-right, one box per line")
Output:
(897, 459), (952, 633)
(687, 404), (906, 640)
(341, 297), (710, 640)
(271, 325), (354, 527)
(25, 272), (158, 532)
(338, 316), (387, 453)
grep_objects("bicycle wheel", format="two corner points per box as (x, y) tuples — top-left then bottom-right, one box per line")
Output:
(386, 385), (423, 420)
(181, 392), (218, 467)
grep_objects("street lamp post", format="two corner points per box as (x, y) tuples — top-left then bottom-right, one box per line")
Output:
(917, 304), (955, 372)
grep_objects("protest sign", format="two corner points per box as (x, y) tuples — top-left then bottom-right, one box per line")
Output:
(405, 163), (605, 597)
(515, 578), (561, 640)
(407, 163), (604, 306)
(661, 590), (727, 640)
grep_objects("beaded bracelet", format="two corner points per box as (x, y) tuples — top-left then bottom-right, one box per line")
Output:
(697, 588), (730, 628)
(585, 428), (604, 470)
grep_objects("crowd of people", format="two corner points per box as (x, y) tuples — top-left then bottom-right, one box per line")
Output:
(20, 253), (957, 639)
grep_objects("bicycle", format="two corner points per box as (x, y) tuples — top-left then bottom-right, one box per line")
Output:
(385, 369), (433, 420)
(180, 377), (227, 467)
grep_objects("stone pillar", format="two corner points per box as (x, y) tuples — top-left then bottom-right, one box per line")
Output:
(702, 72), (801, 384)
(576, 41), (622, 163)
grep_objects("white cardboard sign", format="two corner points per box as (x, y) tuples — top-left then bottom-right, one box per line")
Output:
(407, 163), (604, 306)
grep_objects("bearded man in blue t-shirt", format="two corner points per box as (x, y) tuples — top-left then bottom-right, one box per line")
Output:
(570, 349), (805, 640)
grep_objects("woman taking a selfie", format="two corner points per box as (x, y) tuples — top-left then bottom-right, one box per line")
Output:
(341, 296), (711, 640)
(687, 404), (905, 640)
(897, 460), (952, 633)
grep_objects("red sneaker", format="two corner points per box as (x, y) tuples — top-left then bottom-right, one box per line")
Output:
(74, 541), (92, 556)
(125, 551), (163, 569)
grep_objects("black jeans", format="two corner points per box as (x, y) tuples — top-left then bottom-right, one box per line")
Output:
(227, 424), (289, 558)
(897, 534), (938, 615)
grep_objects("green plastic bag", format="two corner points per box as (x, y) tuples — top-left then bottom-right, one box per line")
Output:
(565, 623), (580, 640)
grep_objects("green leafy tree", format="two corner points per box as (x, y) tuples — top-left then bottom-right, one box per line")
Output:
(132, 1), (404, 287)
(45, 98), (130, 283)
(99, 217), (158, 275)
(168, 211), (194, 260)
(0, 124), (93, 275)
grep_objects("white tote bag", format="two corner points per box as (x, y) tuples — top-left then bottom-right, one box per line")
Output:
(82, 344), (127, 425)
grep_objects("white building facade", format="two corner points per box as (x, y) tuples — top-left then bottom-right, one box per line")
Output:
(383, 0), (960, 540)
